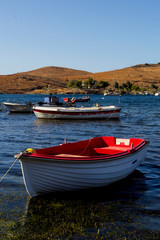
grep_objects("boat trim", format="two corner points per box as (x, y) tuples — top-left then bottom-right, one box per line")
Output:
(21, 140), (149, 162)
(33, 109), (121, 116)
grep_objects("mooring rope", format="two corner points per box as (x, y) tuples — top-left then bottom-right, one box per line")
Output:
(0, 152), (23, 182)
(21, 102), (34, 110)
(105, 94), (121, 121)
(79, 137), (93, 155)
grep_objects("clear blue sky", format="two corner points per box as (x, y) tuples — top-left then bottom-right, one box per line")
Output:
(0, 0), (160, 74)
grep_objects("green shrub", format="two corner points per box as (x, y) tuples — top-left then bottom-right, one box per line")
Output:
(67, 80), (82, 89)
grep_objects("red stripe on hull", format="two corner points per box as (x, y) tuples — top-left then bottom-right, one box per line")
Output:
(33, 109), (121, 116)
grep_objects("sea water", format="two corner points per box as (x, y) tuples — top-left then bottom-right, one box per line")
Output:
(0, 94), (160, 239)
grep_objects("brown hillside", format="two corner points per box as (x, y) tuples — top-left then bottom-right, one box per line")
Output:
(26, 66), (91, 78)
(0, 67), (92, 94)
(0, 64), (160, 94)
(92, 64), (160, 88)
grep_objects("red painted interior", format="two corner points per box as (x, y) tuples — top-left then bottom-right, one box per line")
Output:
(23, 136), (148, 160)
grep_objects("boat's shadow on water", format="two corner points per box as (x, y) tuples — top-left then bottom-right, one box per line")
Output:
(20, 170), (149, 239)
(34, 118), (121, 126)
(33, 169), (146, 202)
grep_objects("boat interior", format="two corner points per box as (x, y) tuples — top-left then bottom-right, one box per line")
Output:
(33, 136), (145, 158)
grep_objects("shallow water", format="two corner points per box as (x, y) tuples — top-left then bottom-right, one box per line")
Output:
(0, 94), (160, 239)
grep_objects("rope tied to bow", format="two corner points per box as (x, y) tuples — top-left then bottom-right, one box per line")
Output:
(0, 151), (24, 182)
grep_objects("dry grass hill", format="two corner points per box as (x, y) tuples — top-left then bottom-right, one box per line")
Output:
(0, 63), (160, 94)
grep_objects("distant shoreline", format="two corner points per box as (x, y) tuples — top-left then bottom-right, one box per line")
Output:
(0, 64), (160, 94)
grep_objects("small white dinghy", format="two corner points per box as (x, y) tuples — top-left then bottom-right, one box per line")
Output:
(3, 102), (34, 113)
(15, 136), (149, 197)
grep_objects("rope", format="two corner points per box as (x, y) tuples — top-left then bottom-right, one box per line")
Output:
(0, 151), (23, 182)
(79, 138), (92, 155)
(118, 94), (121, 106)
(1, 102), (7, 112)
(21, 102), (34, 110)
(105, 109), (117, 121)
(0, 102), (5, 111)
(104, 94), (121, 121)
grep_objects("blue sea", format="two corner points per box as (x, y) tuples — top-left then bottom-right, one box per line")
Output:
(0, 94), (160, 239)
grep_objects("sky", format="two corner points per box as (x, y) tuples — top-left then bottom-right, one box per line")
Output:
(0, 0), (160, 75)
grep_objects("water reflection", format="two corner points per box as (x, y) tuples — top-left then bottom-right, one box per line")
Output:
(19, 171), (157, 239)
(1, 94), (160, 238)
(34, 118), (121, 126)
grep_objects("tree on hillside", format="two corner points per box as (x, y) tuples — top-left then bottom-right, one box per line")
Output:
(67, 80), (82, 88)
(84, 78), (95, 88)
(131, 85), (140, 92)
(97, 81), (110, 89)
(114, 81), (119, 89)
(121, 81), (133, 93)
(151, 84), (158, 90)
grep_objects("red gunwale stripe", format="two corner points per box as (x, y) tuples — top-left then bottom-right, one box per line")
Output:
(33, 109), (121, 116)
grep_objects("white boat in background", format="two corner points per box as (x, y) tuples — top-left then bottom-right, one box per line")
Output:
(32, 105), (121, 119)
(104, 92), (119, 96)
(15, 136), (149, 197)
(3, 102), (34, 113)
(63, 96), (90, 103)
(155, 92), (160, 96)
(144, 91), (151, 95)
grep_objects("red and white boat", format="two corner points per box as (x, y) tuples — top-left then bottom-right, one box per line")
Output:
(32, 105), (121, 119)
(16, 136), (149, 197)
(63, 96), (90, 103)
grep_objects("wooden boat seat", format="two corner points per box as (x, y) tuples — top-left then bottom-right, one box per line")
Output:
(55, 153), (88, 158)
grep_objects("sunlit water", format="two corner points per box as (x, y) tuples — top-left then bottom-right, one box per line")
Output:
(0, 94), (160, 238)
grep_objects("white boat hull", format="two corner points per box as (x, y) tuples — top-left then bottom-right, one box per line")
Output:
(19, 145), (148, 197)
(3, 102), (33, 113)
(33, 105), (121, 119)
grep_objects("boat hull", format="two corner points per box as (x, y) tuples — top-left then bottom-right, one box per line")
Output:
(19, 144), (148, 197)
(3, 102), (33, 113)
(33, 105), (121, 119)
(63, 97), (90, 102)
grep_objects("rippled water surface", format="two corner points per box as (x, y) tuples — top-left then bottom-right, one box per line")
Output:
(0, 94), (160, 239)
